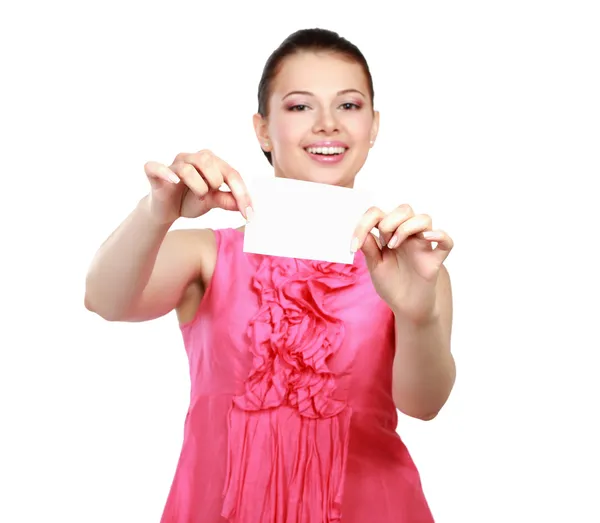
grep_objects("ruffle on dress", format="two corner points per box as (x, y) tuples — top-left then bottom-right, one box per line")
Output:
(221, 255), (361, 523)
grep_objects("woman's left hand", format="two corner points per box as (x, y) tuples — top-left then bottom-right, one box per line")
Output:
(351, 204), (454, 323)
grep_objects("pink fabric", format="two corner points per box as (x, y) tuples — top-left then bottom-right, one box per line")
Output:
(160, 228), (434, 523)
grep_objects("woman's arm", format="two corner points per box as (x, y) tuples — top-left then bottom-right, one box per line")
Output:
(84, 195), (213, 322)
(391, 264), (455, 420)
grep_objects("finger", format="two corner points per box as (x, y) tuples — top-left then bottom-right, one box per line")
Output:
(183, 150), (224, 190)
(422, 229), (454, 263)
(361, 232), (383, 271)
(387, 214), (432, 249)
(377, 204), (414, 246)
(221, 167), (253, 220)
(351, 206), (386, 252)
(215, 160), (253, 220)
(186, 150), (253, 220)
(144, 161), (180, 184)
(171, 161), (209, 198)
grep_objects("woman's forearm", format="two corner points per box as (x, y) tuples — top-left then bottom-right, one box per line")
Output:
(84, 195), (174, 320)
(391, 312), (455, 420)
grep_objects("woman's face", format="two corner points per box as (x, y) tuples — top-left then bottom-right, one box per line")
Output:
(254, 51), (379, 188)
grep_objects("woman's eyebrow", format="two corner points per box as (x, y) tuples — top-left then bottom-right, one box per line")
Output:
(282, 88), (366, 100)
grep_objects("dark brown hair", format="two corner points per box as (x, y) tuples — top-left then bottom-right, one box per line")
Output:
(257, 28), (375, 165)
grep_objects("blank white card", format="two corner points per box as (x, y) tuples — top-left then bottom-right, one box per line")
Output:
(243, 176), (373, 264)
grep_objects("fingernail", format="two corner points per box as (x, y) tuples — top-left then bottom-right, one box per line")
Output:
(245, 206), (254, 222)
(350, 237), (360, 253)
(168, 173), (180, 184)
(387, 236), (398, 249)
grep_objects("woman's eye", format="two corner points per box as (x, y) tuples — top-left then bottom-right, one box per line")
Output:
(288, 102), (360, 111)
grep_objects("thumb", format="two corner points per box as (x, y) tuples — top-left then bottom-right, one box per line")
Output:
(208, 190), (240, 213)
(360, 232), (383, 271)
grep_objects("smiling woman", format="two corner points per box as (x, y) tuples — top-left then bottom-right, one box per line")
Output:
(253, 34), (379, 187)
(84, 27), (455, 523)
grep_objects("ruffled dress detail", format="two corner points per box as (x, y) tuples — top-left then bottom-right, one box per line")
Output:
(159, 228), (435, 523)
(221, 255), (360, 523)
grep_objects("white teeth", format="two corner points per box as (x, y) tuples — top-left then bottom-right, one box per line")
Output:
(306, 146), (346, 155)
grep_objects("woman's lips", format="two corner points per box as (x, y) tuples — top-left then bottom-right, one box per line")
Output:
(305, 148), (348, 164)
(304, 142), (349, 165)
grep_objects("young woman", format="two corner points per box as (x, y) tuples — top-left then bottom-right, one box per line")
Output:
(85, 27), (455, 523)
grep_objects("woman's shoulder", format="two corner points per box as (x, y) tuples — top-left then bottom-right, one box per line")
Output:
(174, 227), (243, 324)
(166, 227), (217, 277)
(171, 227), (219, 324)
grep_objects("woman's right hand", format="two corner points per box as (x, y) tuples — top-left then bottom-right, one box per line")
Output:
(143, 150), (253, 224)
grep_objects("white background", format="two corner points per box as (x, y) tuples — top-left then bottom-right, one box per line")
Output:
(1, 1), (599, 522)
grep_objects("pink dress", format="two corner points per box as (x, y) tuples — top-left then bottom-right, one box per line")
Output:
(160, 228), (434, 523)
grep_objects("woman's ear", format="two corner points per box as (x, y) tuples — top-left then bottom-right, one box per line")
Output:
(370, 110), (380, 146)
(253, 113), (271, 152)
